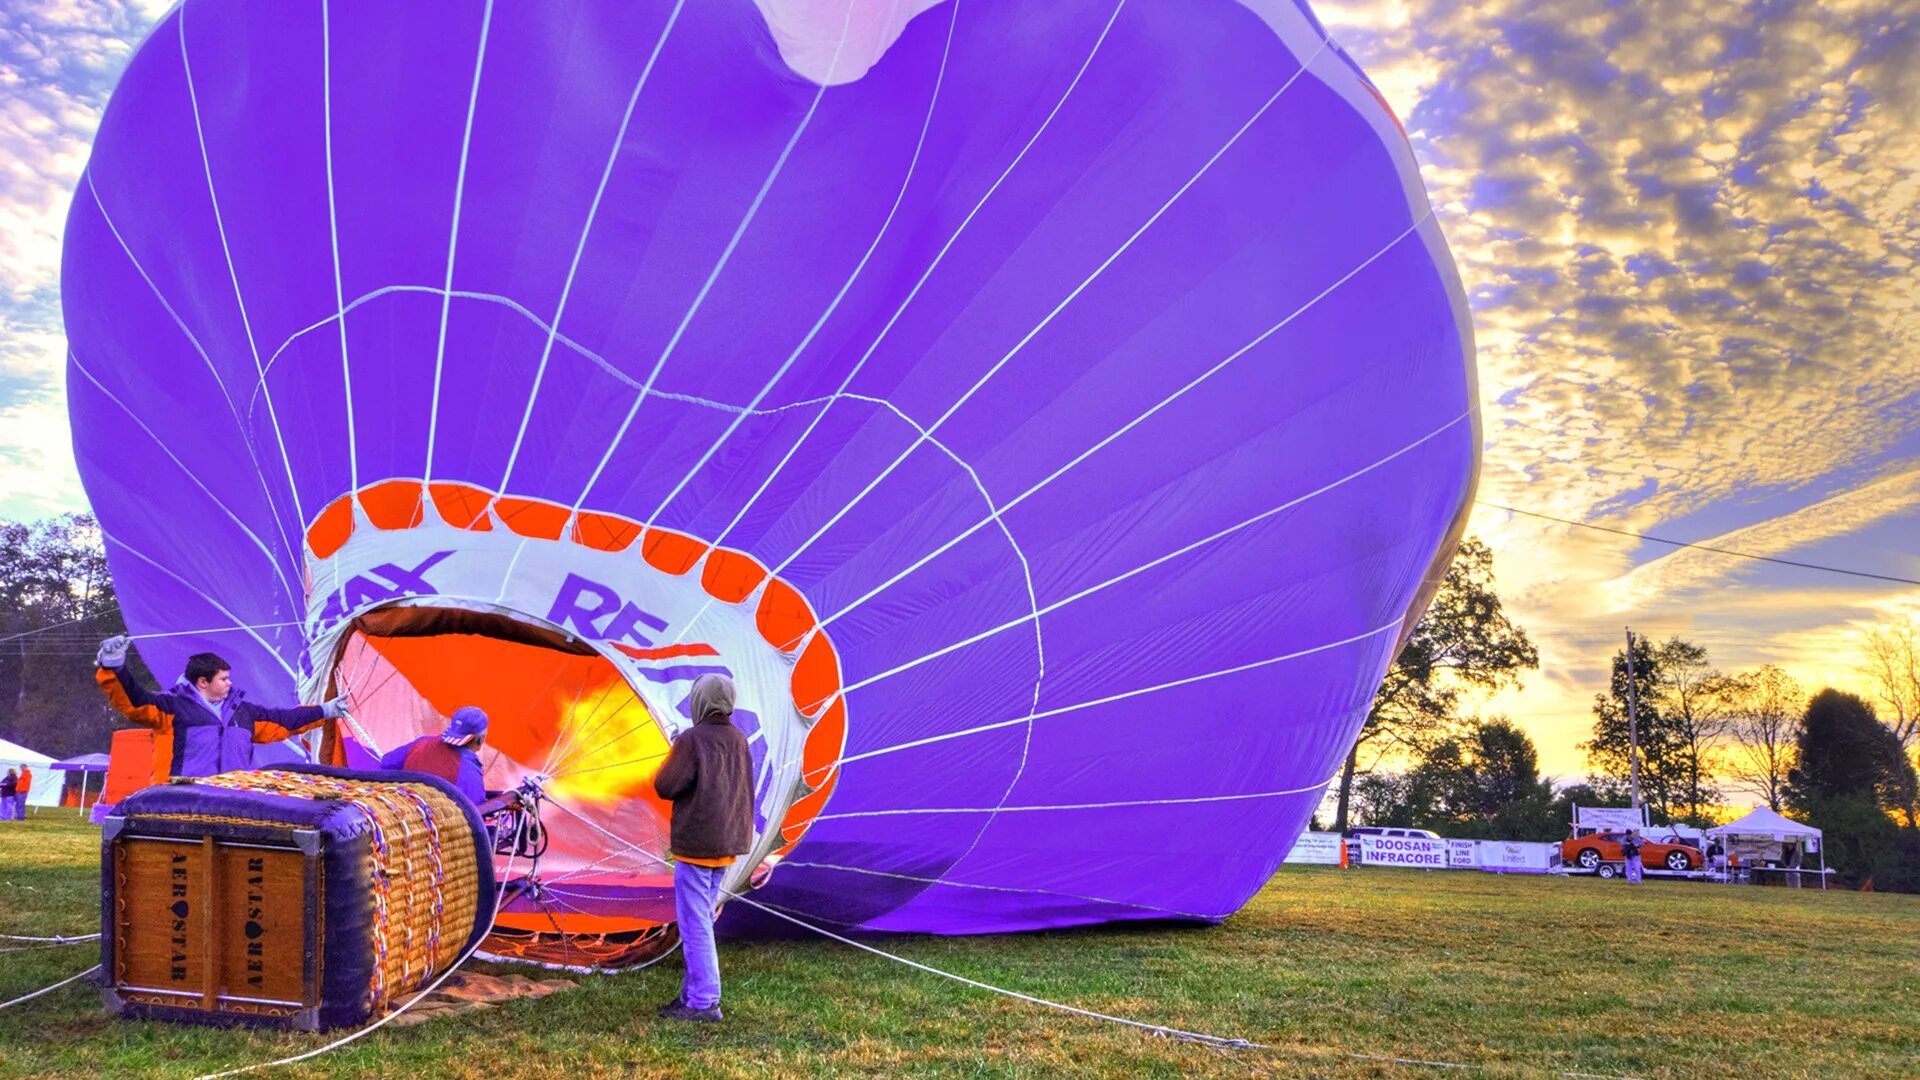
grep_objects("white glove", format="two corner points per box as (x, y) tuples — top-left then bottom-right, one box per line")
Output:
(97, 635), (130, 668)
(321, 696), (350, 720)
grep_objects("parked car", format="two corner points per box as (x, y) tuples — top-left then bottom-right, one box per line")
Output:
(1561, 831), (1701, 872)
(1347, 826), (1441, 840)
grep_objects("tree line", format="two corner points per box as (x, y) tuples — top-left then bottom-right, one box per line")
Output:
(4, 513), (1917, 888)
(0, 513), (143, 758)
(1331, 535), (1920, 892)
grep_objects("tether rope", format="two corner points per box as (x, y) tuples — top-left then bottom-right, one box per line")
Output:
(544, 796), (1643, 1080)
(0, 963), (102, 1012)
(0, 932), (100, 944)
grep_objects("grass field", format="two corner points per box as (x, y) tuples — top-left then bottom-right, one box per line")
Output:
(1, 811), (1916, 1079)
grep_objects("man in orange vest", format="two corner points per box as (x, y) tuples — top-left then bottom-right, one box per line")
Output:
(13, 765), (29, 819)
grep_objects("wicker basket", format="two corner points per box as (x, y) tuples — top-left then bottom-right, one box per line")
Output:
(102, 765), (494, 1030)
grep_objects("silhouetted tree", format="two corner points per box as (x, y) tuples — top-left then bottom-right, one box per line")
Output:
(1786, 689), (1920, 891)
(1334, 538), (1538, 831)
(1721, 665), (1803, 811)
(0, 514), (137, 757)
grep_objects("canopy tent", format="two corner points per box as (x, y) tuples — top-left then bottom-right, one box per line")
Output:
(1709, 806), (1823, 839)
(0, 736), (61, 808)
(1706, 806), (1827, 888)
(51, 753), (111, 810)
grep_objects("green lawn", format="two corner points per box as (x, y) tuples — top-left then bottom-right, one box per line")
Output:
(2, 811), (1916, 1078)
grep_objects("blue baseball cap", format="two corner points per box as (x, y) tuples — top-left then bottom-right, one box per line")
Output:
(444, 706), (489, 746)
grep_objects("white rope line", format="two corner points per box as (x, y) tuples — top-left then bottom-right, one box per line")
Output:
(496, 0), (687, 493)
(839, 411), (1470, 698)
(318, 0), (359, 496)
(0, 608), (118, 645)
(565, 815), (1640, 1079)
(779, 861), (1219, 920)
(98, 531), (301, 680)
(751, 27), (1332, 602)
(82, 171), (303, 566)
(811, 779), (1333, 822)
(68, 350), (303, 613)
(640, 0), (945, 532)
(566, 0), (859, 516)
(534, 671), (616, 781)
(177, 4), (308, 533)
(813, 207), (1434, 637)
(424, 0), (495, 484)
(193, 814), (528, 1079)
(658, 0), (1129, 652)
(839, 618), (1401, 766)
(0, 963), (100, 1011)
(0, 933), (100, 944)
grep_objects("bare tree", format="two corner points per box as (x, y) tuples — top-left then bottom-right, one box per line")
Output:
(1655, 638), (1730, 822)
(1719, 664), (1804, 811)
(1860, 619), (1919, 750)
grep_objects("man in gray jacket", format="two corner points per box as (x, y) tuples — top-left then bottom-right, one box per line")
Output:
(652, 674), (754, 1023)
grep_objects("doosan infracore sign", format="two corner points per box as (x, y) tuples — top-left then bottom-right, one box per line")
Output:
(1357, 835), (1449, 868)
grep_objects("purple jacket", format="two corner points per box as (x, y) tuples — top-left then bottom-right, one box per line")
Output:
(100, 665), (325, 779)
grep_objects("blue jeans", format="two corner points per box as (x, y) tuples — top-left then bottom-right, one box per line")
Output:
(674, 861), (726, 1010)
(1625, 853), (1643, 884)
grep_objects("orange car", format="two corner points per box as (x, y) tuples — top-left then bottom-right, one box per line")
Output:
(1562, 831), (1701, 872)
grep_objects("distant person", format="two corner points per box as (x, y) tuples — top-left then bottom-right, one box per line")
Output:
(95, 635), (345, 782)
(379, 707), (490, 807)
(13, 765), (29, 819)
(0, 769), (15, 822)
(1621, 829), (1644, 885)
(652, 674), (754, 1024)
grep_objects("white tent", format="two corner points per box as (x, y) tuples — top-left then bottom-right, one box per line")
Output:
(0, 735), (61, 809)
(1706, 806), (1827, 888)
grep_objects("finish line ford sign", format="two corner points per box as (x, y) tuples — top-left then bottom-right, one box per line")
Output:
(1358, 835), (1449, 868)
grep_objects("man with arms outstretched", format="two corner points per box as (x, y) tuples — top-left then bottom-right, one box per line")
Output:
(95, 634), (344, 783)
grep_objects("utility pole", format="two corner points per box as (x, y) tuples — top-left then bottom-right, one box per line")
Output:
(1623, 628), (1642, 812)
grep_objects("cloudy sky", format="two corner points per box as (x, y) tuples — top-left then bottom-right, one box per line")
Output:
(2, 0), (1915, 782)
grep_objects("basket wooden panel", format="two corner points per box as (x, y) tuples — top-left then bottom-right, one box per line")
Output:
(197, 771), (480, 1008)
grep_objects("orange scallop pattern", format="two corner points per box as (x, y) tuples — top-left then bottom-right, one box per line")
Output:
(802, 697), (846, 788)
(493, 496), (571, 540)
(359, 480), (424, 530)
(304, 478), (848, 857)
(701, 548), (767, 604)
(641, 528), (708, 575)
(790, 633), (840, 717)
(428, 481), (495, 531)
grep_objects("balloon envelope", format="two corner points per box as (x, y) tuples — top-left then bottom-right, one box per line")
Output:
(64, 0), (1476, 942)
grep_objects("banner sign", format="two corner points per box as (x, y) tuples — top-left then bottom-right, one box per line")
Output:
(1283, 831), (1343, 865)
(1478, 841), (1555, 874)
(1574, 806), (1647, 831)
(1358, 835), (1448, 868)
(1448, 839), (1478, 867)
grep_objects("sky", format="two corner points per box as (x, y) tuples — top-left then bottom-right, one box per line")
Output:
(1, 0), (1916, 784)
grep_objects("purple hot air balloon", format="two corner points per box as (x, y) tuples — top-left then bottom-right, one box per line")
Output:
(63, 0), (1475, 957)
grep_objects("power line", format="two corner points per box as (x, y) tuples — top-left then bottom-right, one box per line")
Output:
(1478, 502), (1920, 588)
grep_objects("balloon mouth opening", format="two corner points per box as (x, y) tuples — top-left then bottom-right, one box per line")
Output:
(323, 602), (681, 961)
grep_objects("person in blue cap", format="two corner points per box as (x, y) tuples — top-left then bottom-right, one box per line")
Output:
(379, 706), (489, 807)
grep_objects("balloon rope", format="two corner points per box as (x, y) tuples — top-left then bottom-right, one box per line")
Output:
(0, 964), (101, 1011)
(0, 932), (100, 945)
(560, 815), (1640, 1080)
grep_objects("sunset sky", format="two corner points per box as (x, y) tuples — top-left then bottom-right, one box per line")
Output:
(2, 0), (1915, 785)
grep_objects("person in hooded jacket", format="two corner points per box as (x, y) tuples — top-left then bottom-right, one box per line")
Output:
(94, 635), (345, 783)
(0, 769), (16, 822)
(651, 673), (755, 1023)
